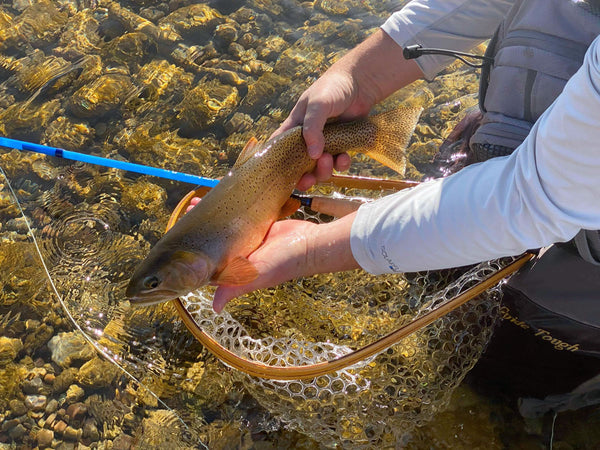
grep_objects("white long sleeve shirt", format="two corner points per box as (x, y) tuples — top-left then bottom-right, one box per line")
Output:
(351, 10), (600, 274)
(381, 0), (514, 80)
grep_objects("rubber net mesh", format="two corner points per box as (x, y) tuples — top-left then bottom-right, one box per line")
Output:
(178, 183), (509, 449)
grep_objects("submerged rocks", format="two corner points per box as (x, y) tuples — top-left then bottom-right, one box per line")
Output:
(77, 357), (120, 389)
(68, 72), (136, 119)
(47, 332), (95, 368)
(36, 428), (54, 447)
(0, 336), (23, 363)
(176, 78), (239, 134)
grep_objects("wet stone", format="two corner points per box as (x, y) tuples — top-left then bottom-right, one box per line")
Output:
(44, 412), (57, 428)
(45, 398), (58, 414)
(27, 367), (47, 378)
(43, 373), (56, 384)
(63, 425), (83, 441)
(66, 402), (87, 423)
(52, 367), (78, 394)
(53, 419), (67, 434)
(8, 423), (27, 440)
(139, 6), (165, 22)
(0, 337), (23, 363)
(22, 376), (44, 394)
(223, 111), (252, 134)
(9, 399), (27, 416)
(77, 357), (119, 389)
(55, 442), (76, 450)
(30, 410), (45, 419)
(65, 384), (85, 404)
(36, 428), (54, 447)
(2, 418), (20, 432)
(48, 332), (95, 368)
(82, 419), (99, 441)
(112, 432), (134, 450)
(25, 394), (48, 411)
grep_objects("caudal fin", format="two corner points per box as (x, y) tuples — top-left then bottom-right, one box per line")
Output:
(365, 106), (422, 174)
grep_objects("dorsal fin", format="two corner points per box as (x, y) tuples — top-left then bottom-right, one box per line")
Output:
(234, 137), (261, 168)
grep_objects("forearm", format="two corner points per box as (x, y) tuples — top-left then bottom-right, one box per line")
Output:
(351, 35), (600, 274)
(307, 212), (361, 275)
(335, 29), (424, 108)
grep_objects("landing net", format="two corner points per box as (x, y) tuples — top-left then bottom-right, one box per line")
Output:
(173, 182), (520, 448)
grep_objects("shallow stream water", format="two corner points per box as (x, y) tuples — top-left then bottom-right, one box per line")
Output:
(1, 0), (599, 449)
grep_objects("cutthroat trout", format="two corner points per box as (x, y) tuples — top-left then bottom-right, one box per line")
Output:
(125, 106), (421, 306)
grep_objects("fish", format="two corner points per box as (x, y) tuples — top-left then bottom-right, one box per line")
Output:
(125, 106), (422, 306)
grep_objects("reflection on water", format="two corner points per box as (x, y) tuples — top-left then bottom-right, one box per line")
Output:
(0, 0), (597, 449)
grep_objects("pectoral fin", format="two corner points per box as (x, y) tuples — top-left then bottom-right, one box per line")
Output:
(212, 256), (259, 285)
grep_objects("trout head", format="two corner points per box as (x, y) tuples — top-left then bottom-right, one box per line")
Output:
(126, 248), (213, 306)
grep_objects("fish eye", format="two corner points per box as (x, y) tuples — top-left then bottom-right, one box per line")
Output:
(143, 275), (161, 290)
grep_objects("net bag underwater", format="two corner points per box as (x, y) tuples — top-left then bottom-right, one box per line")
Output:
(168, 181), (531, 448)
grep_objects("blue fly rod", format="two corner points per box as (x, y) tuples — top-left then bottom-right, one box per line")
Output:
(0, 136), (220, 187)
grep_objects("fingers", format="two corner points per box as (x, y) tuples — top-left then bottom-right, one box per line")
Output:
(213, 285), (253, 313)
(186, 196), (201, 213)
(333, 153), (351, 172)
(211, 220), (314, 313)
(296, 153), (350, 191)
(302, 100), (329, 159)
(271, 95), (330, 160)
(297, 173), (317, 192)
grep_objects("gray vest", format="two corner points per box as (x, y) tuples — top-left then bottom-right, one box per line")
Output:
(472, 0), (600, 264)
(471, 0), (600, 153)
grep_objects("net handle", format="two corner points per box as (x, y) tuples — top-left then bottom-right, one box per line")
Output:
(168, 176), (534, 380)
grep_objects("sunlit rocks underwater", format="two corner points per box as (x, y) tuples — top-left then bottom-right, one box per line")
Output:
(1, 0), (599, 449)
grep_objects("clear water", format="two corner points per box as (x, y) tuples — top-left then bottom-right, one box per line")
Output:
(0, 0), (598, 448)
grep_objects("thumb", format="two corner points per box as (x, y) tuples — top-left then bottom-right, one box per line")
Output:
(212, 285), (249, 313)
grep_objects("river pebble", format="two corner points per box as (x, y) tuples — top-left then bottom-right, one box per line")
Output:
(22, 376), (44, 394)
(53, 419), (67, 434)
(0, 336), (23, 363)
(8, 423), (27, 439)
(36, 428), (54, 447)
(65, 384), (85, 404)
(63, 425), (83, 441)
(48, 332), (95, 367)
(77, 357), (119, 388)
(9, 399), (27, 416)
(45, 398), (59, 414)
(25, 394), (48, 411)
(66, 402), (87, 422)
(82, 418), (100, 441)
(52, 367), (78, 394)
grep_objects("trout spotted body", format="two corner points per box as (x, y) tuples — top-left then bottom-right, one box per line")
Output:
(126, 107), (421, 306)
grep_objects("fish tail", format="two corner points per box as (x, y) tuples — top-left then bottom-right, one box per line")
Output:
(363, 106), (422, 174)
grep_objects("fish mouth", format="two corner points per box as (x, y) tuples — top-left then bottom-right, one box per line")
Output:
(126, 289), (181, 307)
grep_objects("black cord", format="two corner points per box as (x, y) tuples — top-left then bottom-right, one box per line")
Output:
(403, 44), (494, 68)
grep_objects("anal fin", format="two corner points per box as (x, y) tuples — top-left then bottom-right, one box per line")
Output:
(278, 197), (301, 219)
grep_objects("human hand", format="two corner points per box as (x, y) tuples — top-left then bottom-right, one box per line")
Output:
(184, 194), (359, 312)
(212, 219), (318, 312)
(271, 68), (375, 191)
